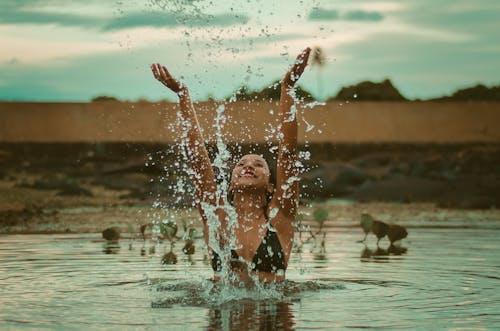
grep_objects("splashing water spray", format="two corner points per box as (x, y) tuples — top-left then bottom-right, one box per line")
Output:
(140, 0), (329, 305)
(149, 74), (327, 305)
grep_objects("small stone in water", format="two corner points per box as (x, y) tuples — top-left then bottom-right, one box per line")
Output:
(182, 240), (195, 255)
(161, 252), (177, 265)
(102, 227), (120, 241)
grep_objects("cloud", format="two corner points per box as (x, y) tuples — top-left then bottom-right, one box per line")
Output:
(0, 1), (249, 31)
(103, 12), (249, 31)
(398, 4), (500, 40)
(0, 1), (102, 27)
(343, 10), (384, 21)
(308, 7), (384, 22)
(308, 8), (339, 21)
(0, 10), (100, 28)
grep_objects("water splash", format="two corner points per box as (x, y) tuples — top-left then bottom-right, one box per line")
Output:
(150, 279), (344, 308)
(143, 0), (330, 297)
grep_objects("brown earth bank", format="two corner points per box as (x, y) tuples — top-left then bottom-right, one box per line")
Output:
(1, 142), (499, 234)
(1, 101), (500, 143)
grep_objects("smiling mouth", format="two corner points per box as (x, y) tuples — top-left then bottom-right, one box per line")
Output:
(240, 170), (256, 178)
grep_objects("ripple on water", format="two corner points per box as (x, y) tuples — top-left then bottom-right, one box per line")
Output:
(150, 279), (346, 308)
(1, 227), (500, 329)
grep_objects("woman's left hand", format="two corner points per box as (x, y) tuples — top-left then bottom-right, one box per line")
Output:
(151, 63), (184, 95)
(283, 47), (311, 88)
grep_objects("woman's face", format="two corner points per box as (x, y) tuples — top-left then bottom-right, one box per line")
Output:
(230, 154), (271, 192)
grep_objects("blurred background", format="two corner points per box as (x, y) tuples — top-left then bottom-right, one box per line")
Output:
(1, 0), (499, 233)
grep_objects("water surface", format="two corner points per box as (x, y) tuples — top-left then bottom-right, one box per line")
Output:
(1, 224), (499, 330)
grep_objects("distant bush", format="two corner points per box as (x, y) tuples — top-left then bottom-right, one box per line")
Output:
(227, 81), (315, 102)
(91, 96), (119, 102)
(330, 79), (407, 102)
(432, 84), (500, 102)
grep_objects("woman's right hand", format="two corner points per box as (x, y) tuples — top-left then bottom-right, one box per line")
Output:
(282, 47), (311, 88)
(151, 63), (184, 94)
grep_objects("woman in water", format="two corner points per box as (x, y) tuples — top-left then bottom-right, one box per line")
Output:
(151, 47), (311, 283)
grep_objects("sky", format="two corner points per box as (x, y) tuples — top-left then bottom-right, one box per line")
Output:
(0, 0), (499, 102)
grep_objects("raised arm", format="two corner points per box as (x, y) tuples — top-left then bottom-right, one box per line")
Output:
(151, 64), (217, 210)
(272, 48), (311, 218)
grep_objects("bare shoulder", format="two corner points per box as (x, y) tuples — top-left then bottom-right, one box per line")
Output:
(267, 200), (295, 235)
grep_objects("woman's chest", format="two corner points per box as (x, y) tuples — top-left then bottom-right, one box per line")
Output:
(233, 224), (267, 261)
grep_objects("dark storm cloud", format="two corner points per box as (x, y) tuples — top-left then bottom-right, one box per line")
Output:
(308, 8), (384, 22)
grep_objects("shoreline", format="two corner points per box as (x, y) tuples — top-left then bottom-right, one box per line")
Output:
(1, 141), (499, 235)
(2, 198), (499, 235)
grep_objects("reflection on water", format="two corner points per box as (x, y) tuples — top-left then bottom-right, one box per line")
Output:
(207, 300), (294, 330)
(102, 241), (121, 254)
(150, 279), (343, 330)
(161, 251), (177, 264)
(1, 226), (500, 330)
(361, 244), (408, 262)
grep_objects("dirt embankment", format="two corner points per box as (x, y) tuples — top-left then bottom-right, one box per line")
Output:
(1, 101), (499, 233)
(1, 100), (500, 143)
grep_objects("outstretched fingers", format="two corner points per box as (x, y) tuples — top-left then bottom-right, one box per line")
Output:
(159, 64), (172, 82)
(285, 47), (311, 87)
(292, 47), (311, 80)
(151, 63), (161, 81)
(151, 63), (183, 93)
(151, 63), (169, 84)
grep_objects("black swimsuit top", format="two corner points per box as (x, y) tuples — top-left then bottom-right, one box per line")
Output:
(210, 228), (286, 273)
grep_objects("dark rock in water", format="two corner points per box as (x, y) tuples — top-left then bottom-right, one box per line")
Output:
(372, 220), (389, 245)
(102, 227), (121, 241)
(182, 240), (195, 255)
(161, 251), (178, 265)
(387, 224), (408, 245)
